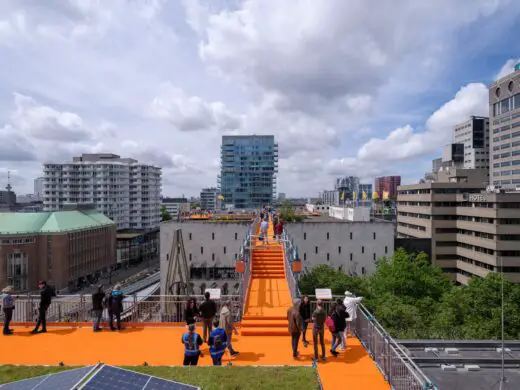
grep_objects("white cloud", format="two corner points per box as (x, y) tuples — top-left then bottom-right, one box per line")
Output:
(495, 57), (520, 80)
(357, 83), (489, 163)
(150, 83), (243, 132)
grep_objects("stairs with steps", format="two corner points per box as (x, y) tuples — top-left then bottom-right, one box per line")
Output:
(241, 218), (291, 337)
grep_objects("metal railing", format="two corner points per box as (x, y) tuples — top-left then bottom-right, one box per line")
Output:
(6, 294), (243, 324)
(282, 230), (300, 299)
(301, 294), (436, 390)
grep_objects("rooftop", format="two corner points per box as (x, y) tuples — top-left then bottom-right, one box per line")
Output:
(0, 210), (115, 235)
(400, 340), (520, 390)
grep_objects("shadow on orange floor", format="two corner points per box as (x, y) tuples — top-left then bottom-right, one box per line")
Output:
(2, 327), (389, 389)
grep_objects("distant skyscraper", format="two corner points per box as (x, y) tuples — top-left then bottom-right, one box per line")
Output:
(358, 183), (373, 198)
(489, 64), (520, 187)
(334, 176), (359, 200)
(375, 176), (401, 198)
(200, 187), (218, 211)
(452, 116), (489, 170)
(219, 135), (278, 209)
(34, 177), (44, 199)
(43, 153), (162, 230)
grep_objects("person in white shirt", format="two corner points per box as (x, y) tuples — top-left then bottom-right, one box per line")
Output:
(260, 218), (269, 244)
(343, 291), (363, 346)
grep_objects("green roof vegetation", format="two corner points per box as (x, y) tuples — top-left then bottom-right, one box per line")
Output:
(0, 211), (115, 235)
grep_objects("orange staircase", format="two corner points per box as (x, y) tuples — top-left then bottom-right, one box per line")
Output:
(241, 218), (292, 336)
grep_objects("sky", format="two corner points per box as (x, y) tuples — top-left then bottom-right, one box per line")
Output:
(1, 0), (520, 198)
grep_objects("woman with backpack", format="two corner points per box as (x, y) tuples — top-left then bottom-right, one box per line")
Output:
(326, 303), (346, 357)
(208, 318), (227, 365)
(181, 323), (203, 366)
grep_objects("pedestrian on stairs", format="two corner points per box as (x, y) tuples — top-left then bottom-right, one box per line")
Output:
(287, 299), (302, 359)
(260, 218), (269, 244)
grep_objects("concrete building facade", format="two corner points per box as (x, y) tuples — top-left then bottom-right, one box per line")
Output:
(0, 210), (116, 291)
(34, 177), (44, 200)
(200, 188), (219, 211)
(43, 153), (162, 230)
(453, 116), (490, 170)
(161, 197), (190, 219)
(397, 167), (520, 284)
(489, 64), (520, 187)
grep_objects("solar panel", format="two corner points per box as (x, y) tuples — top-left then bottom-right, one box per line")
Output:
(1, 366), (95, 390)
(80, 366), (199, 390)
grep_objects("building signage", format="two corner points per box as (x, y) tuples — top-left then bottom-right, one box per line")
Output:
(315, 288), (332, 300)
(205, 288), (221, 300)
(468, 194), (488, 202)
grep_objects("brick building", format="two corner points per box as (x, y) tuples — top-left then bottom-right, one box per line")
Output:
(0, 210), (116, 292)
(375, 176), (401, 198)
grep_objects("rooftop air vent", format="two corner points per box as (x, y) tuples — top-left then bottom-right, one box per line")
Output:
(441, 364), (457, 371)
(445, 348), (459, 355)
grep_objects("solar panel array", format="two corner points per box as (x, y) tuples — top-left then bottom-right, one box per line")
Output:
(0, 365), (198, 390)
(0, 366), (94, 390)
(80, 366), (199, 390)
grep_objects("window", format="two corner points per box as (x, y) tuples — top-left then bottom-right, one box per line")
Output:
(224, 246), (227, 254)
(304, 253), (307, 261)
(189, 253), (192, 261)
(201, 247), (204, 254)
(212, 233), (215, 240)
(166, 254), (169, 261)
(350, 232), (353, 240)
(212, 253), (215, 261)
(234, 233), (238, 240)
(362, 246), (365, 254)
(361, 266), (366, 275)
(326, 232), (330, 240)
(315, 246), (318, 254)
(327, 253), (330, 261)
(304, 232), (307, 240)
(385, 246), (388, 254)
(373, 253), (376, 261)
(350, 253), (353, 261)
(373, 232), (376, 240)
(338, 246), (342, 254)
(189, 233), (192, 240)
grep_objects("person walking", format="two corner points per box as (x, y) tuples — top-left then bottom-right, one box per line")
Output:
(31, 281), (56, 334)
(343, 291), (363, 346)
(260, 217), (269, 244)
(184, 298), (200, 326)
(312, 300), (327, 363)
(108, 284), (125, 331)
(91, 285), (105, 332)
(199, 291), (217, 343)
(182, 323), (203, 366)
(1, 286), (15, 335)
(208, 318), (227, 366)
(287, 299), (301, 359)
(299, 295), (311, 347)
(274, 219), (284, 243)
(330, 304), (347, 357)
(335, 298), (348, 350)
(219, 300), (240, 357)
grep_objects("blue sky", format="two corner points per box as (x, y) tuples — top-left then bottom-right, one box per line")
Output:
(0, 0), (519, 197)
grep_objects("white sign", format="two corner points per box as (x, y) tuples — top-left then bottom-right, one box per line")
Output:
(315, 288), (332, 300)
(205, 288), (221, 300)
(468, 194), (488, 202)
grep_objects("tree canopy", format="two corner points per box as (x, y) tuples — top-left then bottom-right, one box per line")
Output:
(160, 206), (172, 221)
(278, 200), (304, 222)
(298, 248), (520, 340)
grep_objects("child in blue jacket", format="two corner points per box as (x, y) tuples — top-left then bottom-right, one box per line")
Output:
(208, 318), (228, 366)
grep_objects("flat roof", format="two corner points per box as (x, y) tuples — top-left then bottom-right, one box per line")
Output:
(0, 210), (115, 235)
(399, 340), (520, 390)
(116, 232), (143, 239)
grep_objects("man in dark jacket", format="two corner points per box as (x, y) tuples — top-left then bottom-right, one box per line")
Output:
(199, 291), (217, 343)
(330, 305), (347, 357)
(312, 300), (327, 363)
(299, 295), (311, 347)
(91, 285), (105, 332)
(31, 280), (56, 334)
(287, 299), (301, 358)
(108, 284), (125, 331)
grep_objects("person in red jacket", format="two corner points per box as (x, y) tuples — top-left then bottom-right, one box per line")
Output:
(274, 219), (284, 243)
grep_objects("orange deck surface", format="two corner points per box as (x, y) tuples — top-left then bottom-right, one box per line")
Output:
(1, 218), (389, 389)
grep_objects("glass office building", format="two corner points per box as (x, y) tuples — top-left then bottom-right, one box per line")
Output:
(219, 135), (278, 209)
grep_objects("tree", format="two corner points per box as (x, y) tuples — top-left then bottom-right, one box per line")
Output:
(160, 206), (172, 221)
(298, 265), (369, 296)
(278, 200), (304, 222)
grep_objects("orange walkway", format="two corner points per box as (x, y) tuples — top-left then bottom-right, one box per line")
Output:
(1, 217), (389, 389)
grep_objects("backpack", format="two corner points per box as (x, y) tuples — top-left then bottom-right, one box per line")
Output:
(213, 333), (223, 350)
(325, 316), (335, 333)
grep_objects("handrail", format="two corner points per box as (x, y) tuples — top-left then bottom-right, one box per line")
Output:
(282, 229), (300, 299)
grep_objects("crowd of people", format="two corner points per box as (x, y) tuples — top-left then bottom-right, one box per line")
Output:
(287, 291), (363, 363)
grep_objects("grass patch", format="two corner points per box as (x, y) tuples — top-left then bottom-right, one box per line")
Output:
(0, 365), (319, 390)
(0, 365), (75, 384)
(129, 366), (319, 390)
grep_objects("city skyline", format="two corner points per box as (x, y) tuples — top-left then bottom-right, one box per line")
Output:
(0, 1), (519, 197)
